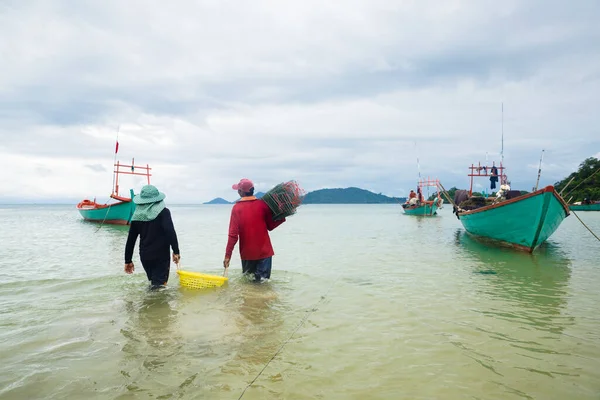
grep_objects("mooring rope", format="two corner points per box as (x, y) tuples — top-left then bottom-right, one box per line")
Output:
(572, 210), (600, 242)
(237, 278), (339, 400)
(94, 204), (112, 233)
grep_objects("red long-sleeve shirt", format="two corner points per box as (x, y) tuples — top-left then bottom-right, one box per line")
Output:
(225, 197), (285, 260)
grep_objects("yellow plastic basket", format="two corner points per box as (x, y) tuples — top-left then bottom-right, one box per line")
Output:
(177, 268), (228, 289)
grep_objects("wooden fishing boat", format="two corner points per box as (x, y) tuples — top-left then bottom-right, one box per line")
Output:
(454, 162), (570, 253)
(569, 202), (600, 211)
(77, 191), (135, 225)
(76, 159), (152, 225)
(402, 201), (439, 216)
(402, 177), (444, 216)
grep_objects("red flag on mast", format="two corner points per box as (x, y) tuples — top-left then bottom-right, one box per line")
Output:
(115, 141), (119, 154)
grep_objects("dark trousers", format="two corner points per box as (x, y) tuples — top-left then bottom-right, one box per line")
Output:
(241, 257), (273, 281)
(141, 257), (170, 286)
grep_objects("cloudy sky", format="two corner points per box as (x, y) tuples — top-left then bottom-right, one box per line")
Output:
(1, 0), (599, 203)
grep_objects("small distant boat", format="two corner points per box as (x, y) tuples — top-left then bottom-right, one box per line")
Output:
(402, 177), (444, 216)
(454, 162), (570, 253)
(569, 201), (600, 211)
(76, 158), (152, 225)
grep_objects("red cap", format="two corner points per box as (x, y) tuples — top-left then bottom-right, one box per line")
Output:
(232, 178), (254, 192)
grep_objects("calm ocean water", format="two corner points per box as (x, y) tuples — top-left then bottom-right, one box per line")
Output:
(0, 204), (599, 399)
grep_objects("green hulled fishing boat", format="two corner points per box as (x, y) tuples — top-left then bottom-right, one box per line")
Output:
(77, 189), (136, 225)
(454, 162), (570, 253)
(402, 178), (444, 216)
(457, 186), (570, 252)
(77, 153), (152, 225)
(402, 200), (440, 216)
(569, 202), (600, 211)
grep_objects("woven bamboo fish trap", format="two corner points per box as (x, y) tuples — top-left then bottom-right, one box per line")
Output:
(261, 180), (306, 221)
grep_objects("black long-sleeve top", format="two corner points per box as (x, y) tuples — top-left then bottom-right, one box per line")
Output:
(124, 208), (180, 263)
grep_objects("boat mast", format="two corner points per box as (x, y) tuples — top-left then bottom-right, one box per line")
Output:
(415, 142), (421, 181)
(415, 141), (422, 199)
(501, 103), (504, 167)
(113, 159), (152, 198)
(485, 152), (489, 197)
(111, 125), (120, 196)
(466, 105), (508, 197)
(534, 149), (545, 191)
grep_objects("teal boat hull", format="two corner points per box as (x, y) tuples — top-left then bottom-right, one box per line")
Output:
(402, 202), (439, 216)
(569, 203), (600, 211)
(77, 189), (136, 225)
(457, 186), (569, 253)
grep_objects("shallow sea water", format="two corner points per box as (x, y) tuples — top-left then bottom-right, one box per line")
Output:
(0, 204), (599, 399)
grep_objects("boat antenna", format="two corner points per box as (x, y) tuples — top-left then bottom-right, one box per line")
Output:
(534, 149), (545, 191)
(485, 151), (489, 197)
(415, 141), (421, 181)
(111, 125), (121, 195)
(414, 141), (422, 200)
(501, 102), (504, 166)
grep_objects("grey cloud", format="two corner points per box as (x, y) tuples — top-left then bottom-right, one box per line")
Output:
(1, 0), (599, 203)
(35, 165), (52, 177)
(2, 0), (599, 123)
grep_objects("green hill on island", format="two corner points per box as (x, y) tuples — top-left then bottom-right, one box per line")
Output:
(303, 187), (405, 204)
(203, 191), (265, 204)
(555, 157), (600, 202)
(204, 187), (404, 204)
(204, 197), (231, 204)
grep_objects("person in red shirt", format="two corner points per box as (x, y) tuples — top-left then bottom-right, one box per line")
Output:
(223, 178), (286, 281)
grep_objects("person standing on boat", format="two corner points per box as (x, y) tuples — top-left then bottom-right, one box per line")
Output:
(490, 165), (499, 190)
(407, 189), (419, 205)
(124, 185), (181, 289)
(223, 178), (286, 281)
(417, 186), (424, 202)
(495, 182), (511, 201)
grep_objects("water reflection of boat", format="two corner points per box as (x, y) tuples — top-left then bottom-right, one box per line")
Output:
(454, 230), (573, 333)
(452, 230), (581, 397)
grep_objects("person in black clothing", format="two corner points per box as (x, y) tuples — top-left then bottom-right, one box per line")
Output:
(124, 185), (180, 289)
(490, 165), (498, 190)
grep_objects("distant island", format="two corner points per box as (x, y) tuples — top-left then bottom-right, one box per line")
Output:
(204, 197), (231, 204)
(203, 187), (405, 204)
(303, 187), (405, 204)
(203, 191), (265, 204)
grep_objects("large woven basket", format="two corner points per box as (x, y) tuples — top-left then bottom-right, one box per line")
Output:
(261, 180), (305, 221)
